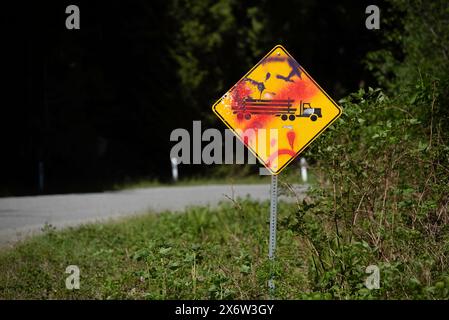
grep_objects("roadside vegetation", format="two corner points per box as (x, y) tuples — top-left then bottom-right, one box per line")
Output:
(298, 0), (449, 299)
(111, 173), (272, 191)
(111, 167), (312, 191)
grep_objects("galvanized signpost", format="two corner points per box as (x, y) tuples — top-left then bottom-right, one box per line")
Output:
(212, 45), (342, 296)
(268, 174), (278, 294)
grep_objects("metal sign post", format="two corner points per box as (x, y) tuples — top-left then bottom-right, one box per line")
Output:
(268, 174), (278, 296)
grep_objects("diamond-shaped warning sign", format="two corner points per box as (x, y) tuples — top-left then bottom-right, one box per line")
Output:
(212, 45), (342, 174)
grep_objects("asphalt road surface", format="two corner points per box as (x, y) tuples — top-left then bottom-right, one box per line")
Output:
(0, 184), (307, 247)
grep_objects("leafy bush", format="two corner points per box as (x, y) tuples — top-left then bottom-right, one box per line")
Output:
(284, 0), (449, 298)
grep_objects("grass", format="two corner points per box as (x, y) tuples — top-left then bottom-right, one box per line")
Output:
(111, 164), (315, 191)
(111, 175), (272, 190)
(0, 199), (310, 300)
(0, 169), (286, 197)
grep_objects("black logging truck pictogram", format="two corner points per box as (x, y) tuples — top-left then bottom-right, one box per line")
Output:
(232, 98), (322, 122)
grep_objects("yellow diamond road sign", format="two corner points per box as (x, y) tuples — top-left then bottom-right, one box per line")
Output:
(212, 45), (342, 174)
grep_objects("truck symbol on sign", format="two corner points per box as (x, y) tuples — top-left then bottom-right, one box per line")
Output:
(232, 98), (322, 122)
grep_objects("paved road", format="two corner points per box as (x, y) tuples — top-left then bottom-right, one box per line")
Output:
(0, 184), (307, 247)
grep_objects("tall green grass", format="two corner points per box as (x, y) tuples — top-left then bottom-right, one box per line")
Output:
(0, 199), (309, 299)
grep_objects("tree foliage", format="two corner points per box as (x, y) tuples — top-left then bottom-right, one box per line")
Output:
(2, 1), (382, 194)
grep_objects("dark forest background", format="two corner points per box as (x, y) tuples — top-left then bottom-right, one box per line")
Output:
(2, 1), (386, 195)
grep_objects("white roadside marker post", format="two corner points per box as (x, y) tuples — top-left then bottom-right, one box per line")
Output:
(300, 157), (308, 183)
(268, 174), (278, 296)
(171, 157), (179, 182)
